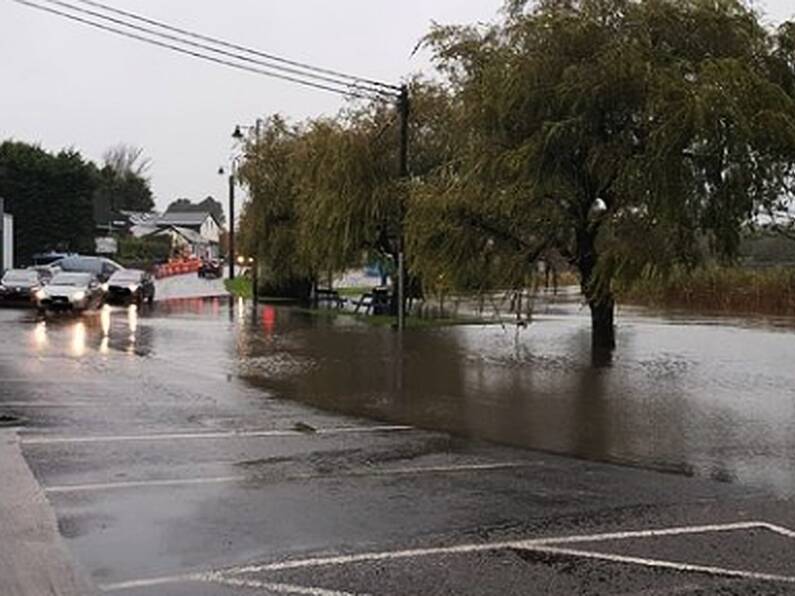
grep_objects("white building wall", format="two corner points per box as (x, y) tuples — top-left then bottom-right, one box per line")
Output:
(2, 214), (13, 271)
(199, 216), (221, 243)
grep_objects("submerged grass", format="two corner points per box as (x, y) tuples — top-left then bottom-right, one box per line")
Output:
(224, 277), (253, 299)
(295, 307), (495, 329)
(617, 266), (795, 317)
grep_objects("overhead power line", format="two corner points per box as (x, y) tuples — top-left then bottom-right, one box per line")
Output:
(70, 0), (402, 93)
(35, 0), (397, 98)
(10, 0), (400, 101)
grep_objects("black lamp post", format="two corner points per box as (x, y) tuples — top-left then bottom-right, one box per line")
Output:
(225, 120), (264, 284)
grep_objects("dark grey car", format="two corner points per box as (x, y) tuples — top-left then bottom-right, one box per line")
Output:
(106, 269), (155, 305)
(0, 269), (46, 305)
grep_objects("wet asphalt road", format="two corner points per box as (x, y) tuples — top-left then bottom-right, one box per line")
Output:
(1, 278), (794, 594)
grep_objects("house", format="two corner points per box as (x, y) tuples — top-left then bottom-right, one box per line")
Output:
(145, 225), (216, 260)
(94, 208), (223, 259)
(156, 211), (222, 245)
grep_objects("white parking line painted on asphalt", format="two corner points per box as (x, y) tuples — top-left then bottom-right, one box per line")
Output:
(43, 462), (541, 494)
(45, 476), (246, 494)
(21, 425), (414, 445)
(96, 520), (795, 592)
(514, 520), (777, 546)
(100, 572), (361, 595)
(1, 402), (96, 408)
(99, 573), (205, 592)
(207, 573), (362, 596)
(759, 522), (795, 539)
(517, 544), (795, 584)
(229, 521), (795, 575)
(1, 402), (178, 408)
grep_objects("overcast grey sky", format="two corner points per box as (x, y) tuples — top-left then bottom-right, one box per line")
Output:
(2, 0), (793, 216)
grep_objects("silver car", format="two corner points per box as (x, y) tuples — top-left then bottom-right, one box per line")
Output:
(35, 272), (105, 312)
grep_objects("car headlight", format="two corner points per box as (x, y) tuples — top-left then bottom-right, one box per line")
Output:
(128, 284), (139, 292)
(72, 291), (86, 302)
(101, 283), (109, 292)
(35, 289), (47, 300)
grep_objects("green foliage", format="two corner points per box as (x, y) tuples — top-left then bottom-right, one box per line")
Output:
(237, 116), (313, 288)
(224, 277), (253, 299)
(234, 1), (795, 345)
(116, 235), (171, 266)
(0, 141), (97, 264)
(236, 80), (457, 289)
(420, 0), (795, 312)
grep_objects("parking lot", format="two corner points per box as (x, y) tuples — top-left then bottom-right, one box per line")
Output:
(1, 281), (794, 594)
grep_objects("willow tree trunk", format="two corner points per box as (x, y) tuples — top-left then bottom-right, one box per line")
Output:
(589, 296), (616, 350)
(576, 227), (616, 351)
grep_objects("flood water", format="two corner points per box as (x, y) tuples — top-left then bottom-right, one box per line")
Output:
(235, 295), (795, 497)
(6, 291), (795, 497)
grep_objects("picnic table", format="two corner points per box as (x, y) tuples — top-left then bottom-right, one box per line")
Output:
(351, 287), (392, 315)
(314, 288), (346, 308)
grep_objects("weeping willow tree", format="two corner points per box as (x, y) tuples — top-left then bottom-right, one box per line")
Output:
(417, 0), (795, 349)
(237, 116), (316, 298)
(238, 80), (457, 302)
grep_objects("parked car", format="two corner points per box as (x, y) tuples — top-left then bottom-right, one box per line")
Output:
(51, 255), (123, 282)
(0, 269), (47, 305)
(29, 265), (60, 285)
(35, 272), (105, 312)
(106, 269), (155, 305)
(32, 251), (76, 266)
(198, 259), (223, 279)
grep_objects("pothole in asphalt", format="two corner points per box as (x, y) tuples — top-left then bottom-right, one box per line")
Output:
(0, 413), (24, 426)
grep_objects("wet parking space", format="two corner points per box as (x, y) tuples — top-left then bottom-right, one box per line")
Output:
(97, 522), (795, 595)
(2, 295), (795, 594)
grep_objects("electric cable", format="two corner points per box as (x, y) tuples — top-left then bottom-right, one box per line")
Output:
(27, 0), (397, 99)
(70, 0), (401, 92)
(10, 0), (397, 101)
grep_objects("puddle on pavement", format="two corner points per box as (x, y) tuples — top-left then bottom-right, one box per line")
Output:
(234, 299), (795, 497)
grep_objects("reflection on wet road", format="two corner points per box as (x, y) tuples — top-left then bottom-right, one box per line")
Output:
(27, 304), (153, 359)
(5, 293), (795, 498)
(233, 299), (795, 497)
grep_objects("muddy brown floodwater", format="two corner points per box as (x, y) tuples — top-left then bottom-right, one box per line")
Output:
(234, 295), (795, 497)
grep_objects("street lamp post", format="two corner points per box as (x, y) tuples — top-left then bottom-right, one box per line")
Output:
(228, 169), (236, 281)
(226, 119), (264, 283)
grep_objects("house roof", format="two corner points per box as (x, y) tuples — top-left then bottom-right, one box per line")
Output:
(120, 210), (161, 226)
(171, 226), (209, 244)
(129, 224), (159, 238)
(158, 211), (218, 227)
(149, 225), (210, 245)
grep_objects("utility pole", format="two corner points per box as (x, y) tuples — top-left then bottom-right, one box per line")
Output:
(397, 84), (410, 331)
(228, 172), (236, 281)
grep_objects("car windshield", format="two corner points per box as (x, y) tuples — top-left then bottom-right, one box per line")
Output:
(3, 270), (37, 283)
(110, 271), (142, 283)
(50, 273), (92, 287)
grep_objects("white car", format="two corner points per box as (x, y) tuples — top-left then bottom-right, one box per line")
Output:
(35, 272), (106, 312)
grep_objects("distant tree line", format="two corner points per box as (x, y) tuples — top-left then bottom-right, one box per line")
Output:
(237, 0), (795, 349)
(165, 196), (225, 225)
(0, 141), (154, 265)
